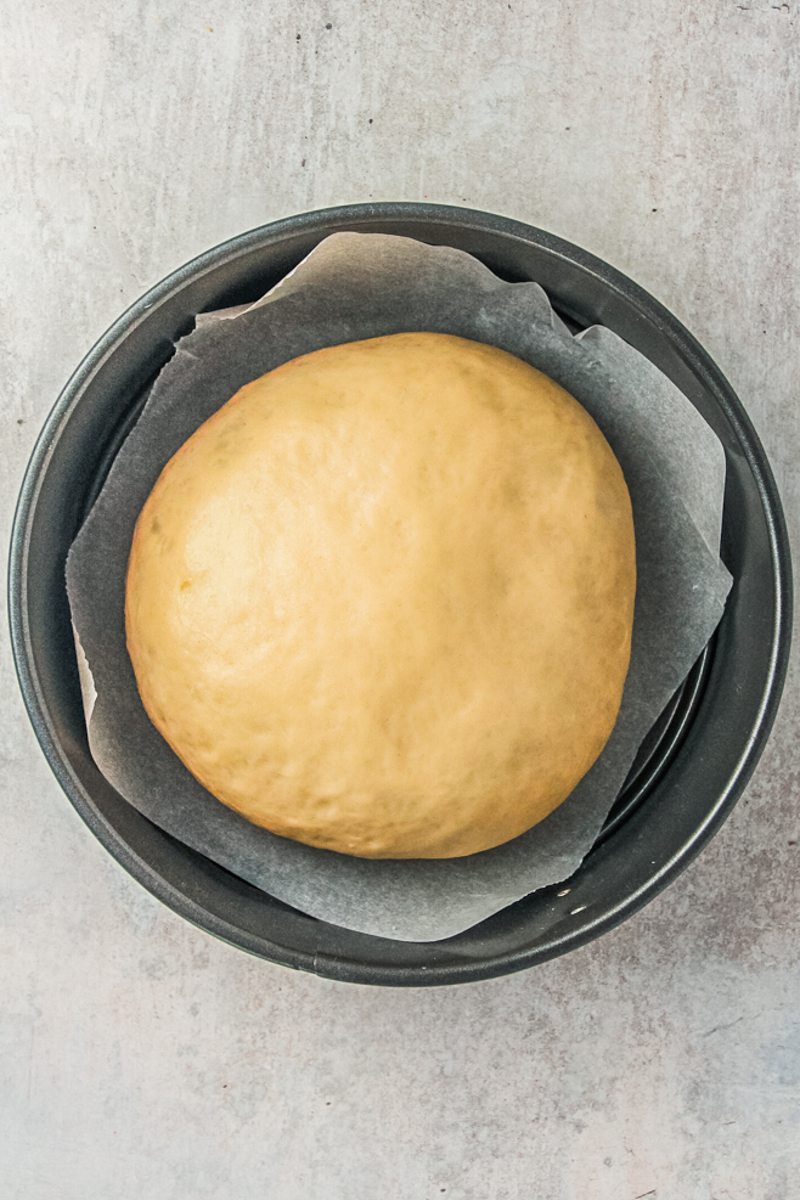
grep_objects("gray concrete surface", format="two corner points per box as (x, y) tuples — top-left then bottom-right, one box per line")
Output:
(1, 2), (798, 1197)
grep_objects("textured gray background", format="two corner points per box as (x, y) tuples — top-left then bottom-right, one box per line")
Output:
(1, 2), (798, 1198)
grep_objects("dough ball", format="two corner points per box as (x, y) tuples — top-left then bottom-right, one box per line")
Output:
(126, 333), (635, 858)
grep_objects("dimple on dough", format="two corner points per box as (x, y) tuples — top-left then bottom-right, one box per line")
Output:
(125, 333), (636, 859)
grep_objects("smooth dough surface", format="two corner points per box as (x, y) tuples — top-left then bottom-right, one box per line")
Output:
(126, 333), (636, 858)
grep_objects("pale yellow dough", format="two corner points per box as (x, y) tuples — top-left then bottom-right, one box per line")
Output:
(126, 333), (636, 858)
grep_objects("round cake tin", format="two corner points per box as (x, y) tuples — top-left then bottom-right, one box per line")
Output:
(8, 203), (792, 986)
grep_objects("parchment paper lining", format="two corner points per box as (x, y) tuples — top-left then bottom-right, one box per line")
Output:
(66, 234), (731, 941)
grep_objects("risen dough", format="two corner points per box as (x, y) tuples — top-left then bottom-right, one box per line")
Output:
(126, 333), (635, 858)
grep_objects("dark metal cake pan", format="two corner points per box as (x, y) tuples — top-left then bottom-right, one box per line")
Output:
(8, 203), (792, 985)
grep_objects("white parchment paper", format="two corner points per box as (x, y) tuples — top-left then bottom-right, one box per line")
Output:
(66, 234), (732, 941)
